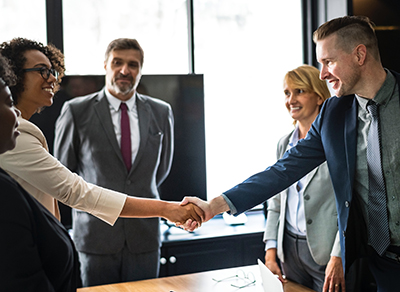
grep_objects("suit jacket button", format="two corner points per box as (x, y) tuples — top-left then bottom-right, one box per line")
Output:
(304, 194), (310, 200)
(307, 219), (312, 224)
(126, 180), (131, 185)
(345, 201), (350, 208)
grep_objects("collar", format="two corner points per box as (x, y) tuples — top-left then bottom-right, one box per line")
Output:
(104, 88), (137, 111)
(355, 69), (397, 110)
(288, 125), (300, 148)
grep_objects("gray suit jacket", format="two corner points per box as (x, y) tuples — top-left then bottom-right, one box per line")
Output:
(263, 131), (340, 265)
(54, 88), (174, 255)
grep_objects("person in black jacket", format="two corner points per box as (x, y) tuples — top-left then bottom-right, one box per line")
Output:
(0, 54), (81, 292)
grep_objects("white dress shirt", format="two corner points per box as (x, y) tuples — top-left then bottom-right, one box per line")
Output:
(285, 126), (310, 236)
(105, 89), (140, 165)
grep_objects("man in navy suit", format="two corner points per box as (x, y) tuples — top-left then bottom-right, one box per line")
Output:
(183, 16), (400, 292)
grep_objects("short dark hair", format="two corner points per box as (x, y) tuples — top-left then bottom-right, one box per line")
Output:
(104, 38), (144, 67)
(0, 38), (65, 105)
(313, 15), (380, 61)
(0, 54), (16, 87)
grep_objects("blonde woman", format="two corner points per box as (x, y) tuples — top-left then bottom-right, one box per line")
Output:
(263, 65), (344, 292)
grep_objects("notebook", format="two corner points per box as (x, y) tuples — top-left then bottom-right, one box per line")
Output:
(258, 259), (284, 292)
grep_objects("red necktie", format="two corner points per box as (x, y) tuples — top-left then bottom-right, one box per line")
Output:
(120, 103), (131, 172)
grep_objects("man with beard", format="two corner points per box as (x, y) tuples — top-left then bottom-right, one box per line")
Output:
(54, 38), (174, 287)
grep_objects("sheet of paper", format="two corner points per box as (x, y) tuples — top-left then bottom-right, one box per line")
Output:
(258, 259), (284, 292)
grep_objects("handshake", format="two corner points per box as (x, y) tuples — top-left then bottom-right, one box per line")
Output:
(162, 196), (231, 232)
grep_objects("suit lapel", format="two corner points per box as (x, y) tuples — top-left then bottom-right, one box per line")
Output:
(302, 167), (318, 190)
(344, 97), (358, 190)
(129, 94), (150, 173)
(93, 90), (126, 168)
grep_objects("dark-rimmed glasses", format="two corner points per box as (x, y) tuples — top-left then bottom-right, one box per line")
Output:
(212, 269), (256, 289)
(23, 67), (59, 80)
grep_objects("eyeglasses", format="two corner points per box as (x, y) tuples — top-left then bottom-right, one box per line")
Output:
(212, 269), (256, 289)
(23, 67), (59, 80)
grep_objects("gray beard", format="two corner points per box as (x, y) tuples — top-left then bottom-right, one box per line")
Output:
(112, 83), (134, 96)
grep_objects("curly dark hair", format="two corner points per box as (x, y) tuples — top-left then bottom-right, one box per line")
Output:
(0, 38), (65, 105)
(0, 54), (17, 87)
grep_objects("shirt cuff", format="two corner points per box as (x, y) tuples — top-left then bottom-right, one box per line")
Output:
(265, 239), (277, 251)
(90, 185), (127, 226)
(221, 193), (237, 215)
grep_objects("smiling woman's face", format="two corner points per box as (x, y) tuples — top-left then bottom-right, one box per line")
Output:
(284, 82), (323, 125)
(0, 79), (20, 154)
(17, 50), (57, 118)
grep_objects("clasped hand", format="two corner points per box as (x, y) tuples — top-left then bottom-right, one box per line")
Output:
(168, 196), (229, 232)
(176, 196), (215, 231)
(159, 197), (209, 231)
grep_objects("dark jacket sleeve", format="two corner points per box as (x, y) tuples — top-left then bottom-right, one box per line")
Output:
(224, 108), (327, 214)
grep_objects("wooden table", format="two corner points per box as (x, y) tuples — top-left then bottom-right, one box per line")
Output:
(77, 264), (316, 292)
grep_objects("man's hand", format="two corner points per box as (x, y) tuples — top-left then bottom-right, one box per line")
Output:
(163, 202), (204, 228)
(178, 197), (209, 231)
(181, 195), (230, 220)
(181, 197), (213, 222)
(179, 195), (231, 231)
(323, 256), (345, 292)
(265, 248), (287, 283)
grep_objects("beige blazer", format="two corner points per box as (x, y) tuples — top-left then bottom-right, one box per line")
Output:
(0, 116), (126, 225)
(263, 131), (340, 265)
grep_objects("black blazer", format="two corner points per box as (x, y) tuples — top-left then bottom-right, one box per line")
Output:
(0, 168), (81, 292)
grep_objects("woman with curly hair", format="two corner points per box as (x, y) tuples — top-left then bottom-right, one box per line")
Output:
(0, 53), (81, 291)
(0, 38), (65, 108)
(0, 38), (202, 230)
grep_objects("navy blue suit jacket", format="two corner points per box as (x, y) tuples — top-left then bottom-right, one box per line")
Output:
(224, 70), (400, 273)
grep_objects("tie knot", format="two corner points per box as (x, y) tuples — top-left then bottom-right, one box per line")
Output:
(120, 103), (128, 112)
(367, 100), (378, 118)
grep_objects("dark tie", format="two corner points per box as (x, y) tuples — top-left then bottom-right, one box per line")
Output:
(366, 100), (390, 256)
(120, 103), (131, 172)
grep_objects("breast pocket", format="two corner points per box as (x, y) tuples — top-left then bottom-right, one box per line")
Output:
(148, 131), (163, 146)
(141, 131), (164, 165)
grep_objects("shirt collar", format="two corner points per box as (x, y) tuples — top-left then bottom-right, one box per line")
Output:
(288, 125), (300, 148)
(104, 88), (137, 111)
(356, 69), (397, 110)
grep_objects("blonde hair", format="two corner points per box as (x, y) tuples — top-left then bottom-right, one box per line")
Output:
(284, 65), (331, 125)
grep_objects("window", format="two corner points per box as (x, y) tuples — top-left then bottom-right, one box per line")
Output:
(194, 0), (303, 199)
(0, 1), (317, 228)
(62, 0), (189, 75)
(0, 0), (46, 44)
(51, 0), (302, 201)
